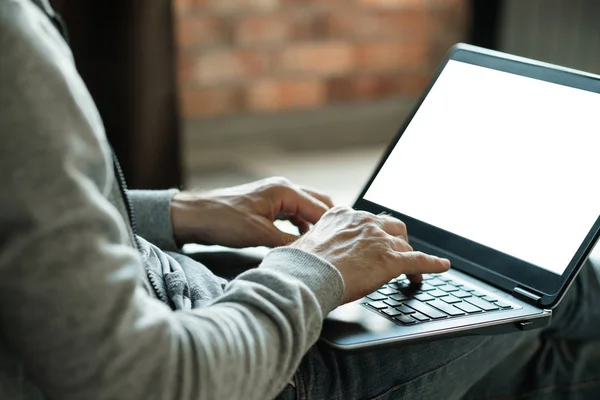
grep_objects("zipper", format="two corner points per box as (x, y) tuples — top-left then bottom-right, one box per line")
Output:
(31, 1), (164, 301)
(111, 150), (162, 299)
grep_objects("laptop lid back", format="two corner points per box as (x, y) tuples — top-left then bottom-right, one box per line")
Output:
(354, 44), (600, 309)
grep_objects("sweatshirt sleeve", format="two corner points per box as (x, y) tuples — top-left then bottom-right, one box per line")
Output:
(127, 189), (180, 251)
(0, 3), (344, 400)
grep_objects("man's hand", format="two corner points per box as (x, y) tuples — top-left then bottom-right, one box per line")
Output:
(291, 207), (451, 304)
(170, 177), (333, 248)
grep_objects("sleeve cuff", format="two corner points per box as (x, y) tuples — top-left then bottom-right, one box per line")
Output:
(260, 247), (345, 315)
(127, 189), (180, 251)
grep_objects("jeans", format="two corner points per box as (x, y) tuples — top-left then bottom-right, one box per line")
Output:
(188, 249), (600, 400)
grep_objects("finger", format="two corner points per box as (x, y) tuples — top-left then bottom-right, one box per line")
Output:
(406, 274), (423, 284)
(395, 251), (451, 276)
(375, 214), (408, 243)
(301, 187), (334, 208)
(279, 188), (330, 225)
(288, 215), (311, 235)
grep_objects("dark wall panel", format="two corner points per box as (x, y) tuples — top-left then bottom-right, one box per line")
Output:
(52, 0), (182, 189)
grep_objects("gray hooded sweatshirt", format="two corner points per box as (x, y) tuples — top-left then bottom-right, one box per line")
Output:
(0, 1), (345, 399)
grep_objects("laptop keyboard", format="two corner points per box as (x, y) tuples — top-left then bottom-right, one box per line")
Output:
(362, 273), (515, 326)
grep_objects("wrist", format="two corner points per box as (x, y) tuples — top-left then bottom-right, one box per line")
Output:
(170, 192), (202, 246)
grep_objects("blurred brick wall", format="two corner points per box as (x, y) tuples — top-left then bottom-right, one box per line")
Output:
(174, 0), (469, 119)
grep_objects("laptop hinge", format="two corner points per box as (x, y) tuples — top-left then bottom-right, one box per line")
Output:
(512, 286), (542, 306)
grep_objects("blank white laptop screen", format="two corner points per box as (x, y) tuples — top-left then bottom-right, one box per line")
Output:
(365, 60), (600, 275)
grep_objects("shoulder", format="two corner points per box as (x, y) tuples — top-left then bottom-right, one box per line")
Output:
(0, 0), (111, 195)
(0, 0), (74, 75)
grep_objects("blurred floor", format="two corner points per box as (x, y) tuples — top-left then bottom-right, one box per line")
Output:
(185, 145), (386, 207)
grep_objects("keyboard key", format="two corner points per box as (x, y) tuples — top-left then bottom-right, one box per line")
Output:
(482, 295), (498, 302)
(404, 300), (448, 319)
(390, 293), (409, 301)
(461, 286), (476, 292)
(397, 305), (415, 314)
(368, 301), (388, 309)
(428, 299), (466, 316)
(414, 293), (434, 302)
(441, 295), (461, 304)
(419, 283), (436, 292)
(454, 302), (482, 314)
(378, 287), (399, 296)
(466, 297), (500, 311)
(391, 281), (411, 290)
(411, 312), (430, 322)
(366, 292), (387, 301)
(395, 283), (421, 296)
(438, 274), (453, 282)
(382, 307), (402, 317)
(453, 290), (472, 299)
(429, 289), (449, 298)
(384, 298), (402, 307)
(395, 315), (417, 325)
(439, 285), (459, 293)
(494, 300), (512, 309)
(427, 278), (447, 287)
(471, 291), (486, 297)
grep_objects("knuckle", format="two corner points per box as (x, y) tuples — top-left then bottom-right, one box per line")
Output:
(397, 220), (407, 231)
(364, 224), (383, 237)
(356, 211), (375, 223)
(412, 252), (429, 264)
(330, 205), (350, 216)
(268, 176), (291, 188)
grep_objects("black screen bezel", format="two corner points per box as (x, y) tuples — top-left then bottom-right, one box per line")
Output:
(354, 44), (600, 308)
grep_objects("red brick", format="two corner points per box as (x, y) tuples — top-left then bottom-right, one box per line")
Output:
(279, 42), (355, 76)
(235, 15), (291, 46)
(212, 0), (280, 13)
(287, 11), (329, 41)
(246, 79), (325, 112)
(327, 10), (432, 40)
(173, 0), (211, 15)
(357, 41), (429, 71)
(328, 75), (398, 102)
(428, 0), (468, 9)
(393, 71), (432, 95)
(172, 0), (469, 115)
(429, 6), (470, 40)
(359, 0), (424, 8)
(193, 50), (272, 85)
(179, 87), (241, 117)
(176, 16), (229, 49)
(327, 71), (432, 103)
(177, 55), (195, 86)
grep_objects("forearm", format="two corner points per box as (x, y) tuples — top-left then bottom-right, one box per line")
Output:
(2, 221), (341, 400)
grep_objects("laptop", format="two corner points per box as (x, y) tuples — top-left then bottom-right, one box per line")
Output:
(320, 43), (600, 351)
